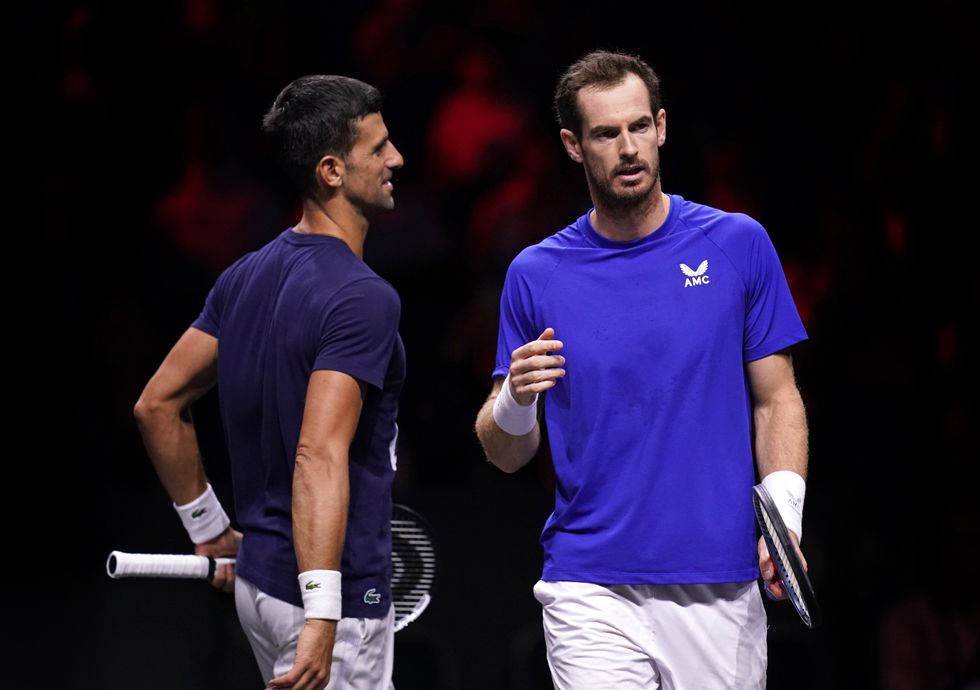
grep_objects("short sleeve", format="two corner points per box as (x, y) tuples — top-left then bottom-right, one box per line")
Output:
(743, 226), (808, 361)
(314, 278), (400, 390)
(191, 274), (228, 338)
(492, 260), (538, 379)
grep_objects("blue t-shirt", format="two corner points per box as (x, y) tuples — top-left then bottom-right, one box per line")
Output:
(493, 195), (807, 585)
(192, 228), (405, 618)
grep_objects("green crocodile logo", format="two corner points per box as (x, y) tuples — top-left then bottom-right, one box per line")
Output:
(363, 588), (381, 605)
(191, 508), (208, 519)
(305, 581), (321, 591)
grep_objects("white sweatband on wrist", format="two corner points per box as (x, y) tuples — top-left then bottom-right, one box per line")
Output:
(174, 483), (231, 544)
(298, 570), (342, 620)
(492, 374), (538, 436)
(761, 470), (806, 541)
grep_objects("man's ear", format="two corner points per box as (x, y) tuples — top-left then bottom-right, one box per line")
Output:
(316, 154), (345, 189)
(559, 129), (583, 164)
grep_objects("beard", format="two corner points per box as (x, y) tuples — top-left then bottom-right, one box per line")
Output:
(585, 155), (660, 212)
(345, 179), (396, 218)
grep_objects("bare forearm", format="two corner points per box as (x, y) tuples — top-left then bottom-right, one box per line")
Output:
(754, 391), (808, 479)
(475, 394), (540, 473)
(134, 328), (217, 505)
(134, 402), (207, 504)
(292, 449), (349, 572)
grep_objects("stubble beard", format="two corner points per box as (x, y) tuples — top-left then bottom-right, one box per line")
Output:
(346, 176), (396, 218)
(586, 157), (660, 214)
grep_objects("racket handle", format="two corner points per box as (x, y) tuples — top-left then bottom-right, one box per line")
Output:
(106, 551), (235, 579)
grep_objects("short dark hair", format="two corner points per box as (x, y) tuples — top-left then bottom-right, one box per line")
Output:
(262, 75), (383, 198)
(554, 50), (662, 138)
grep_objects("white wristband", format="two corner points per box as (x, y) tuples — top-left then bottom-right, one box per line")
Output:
(761, 470), (806, 541)
(173, 483), (231, 544)
(492, 374), (538, 436)
(298, 569), (342, 620)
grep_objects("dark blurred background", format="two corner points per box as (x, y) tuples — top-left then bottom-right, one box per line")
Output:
(16, 0), (978, 688)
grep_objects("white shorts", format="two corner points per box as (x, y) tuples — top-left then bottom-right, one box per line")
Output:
(234, 575), (395, 690)
(534, 579), (767, 690)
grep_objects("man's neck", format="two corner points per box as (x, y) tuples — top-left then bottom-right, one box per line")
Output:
(293, 196), (369, 258)
(590, 190), (670, 243)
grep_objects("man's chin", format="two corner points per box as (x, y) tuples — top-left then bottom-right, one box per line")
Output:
(602, 187), (654, 210)
(363, 197), (396, 217)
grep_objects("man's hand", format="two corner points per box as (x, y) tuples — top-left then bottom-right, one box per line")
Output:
(195, 527), (242, 593)
(508, 327), (566, 405)
(758, 533), (807, 600)
(267, 619), (337, 689)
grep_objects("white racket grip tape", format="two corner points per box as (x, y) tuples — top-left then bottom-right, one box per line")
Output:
(761, 471), (806, 541)
(106, 551), (235, 579)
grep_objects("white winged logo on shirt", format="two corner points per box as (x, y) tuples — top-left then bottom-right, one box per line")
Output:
(679, 260), (710, 287)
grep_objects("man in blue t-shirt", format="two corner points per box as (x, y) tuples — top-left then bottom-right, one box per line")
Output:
(475, 51), (810, 688)
(135, 75), (405, 690)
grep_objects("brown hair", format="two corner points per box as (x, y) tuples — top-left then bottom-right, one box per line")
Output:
(554, 50), (662, 137)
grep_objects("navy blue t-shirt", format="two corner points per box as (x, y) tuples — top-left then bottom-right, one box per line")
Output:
(494, 195), (807, 585)
(192, 228), (404, 618)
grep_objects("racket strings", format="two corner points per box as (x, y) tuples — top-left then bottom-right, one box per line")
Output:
(391, 512), (436, 630)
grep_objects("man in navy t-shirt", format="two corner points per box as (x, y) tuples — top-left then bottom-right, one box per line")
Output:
(136, 75), (405, 690)
(476, 51), (810, 688)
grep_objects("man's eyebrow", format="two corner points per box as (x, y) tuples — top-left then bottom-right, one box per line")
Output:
(587, 115), (652, 137)
(372, 135), (389, 153)
(588, 124), (618, 137)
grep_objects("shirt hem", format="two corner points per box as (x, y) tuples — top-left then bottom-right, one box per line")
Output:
(311, 362), (386, 390)
(744, 332), (808, 362)
(236, 564), (391, 618)
(190, 321), (219, 339)
(541, 566), (760, 585)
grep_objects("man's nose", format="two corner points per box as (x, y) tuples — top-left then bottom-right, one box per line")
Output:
(619, 132), (638, 158)
(388, 143), (405, 169)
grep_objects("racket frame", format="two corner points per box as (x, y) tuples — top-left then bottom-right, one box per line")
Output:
(752, 483), (820, 628)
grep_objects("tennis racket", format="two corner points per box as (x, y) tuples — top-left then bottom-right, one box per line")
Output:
(107, 503), (437, 632)
(390, 503), (436, 632)
(752, 483), (820, 628)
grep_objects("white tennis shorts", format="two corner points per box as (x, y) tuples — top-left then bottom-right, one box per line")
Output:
(534, 579), (767, 689)
(235, 575), (395, 689)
